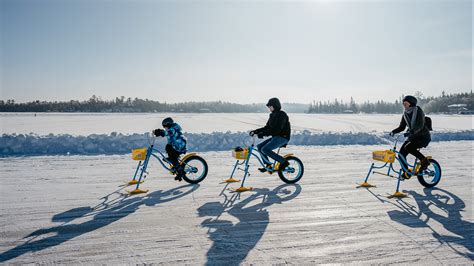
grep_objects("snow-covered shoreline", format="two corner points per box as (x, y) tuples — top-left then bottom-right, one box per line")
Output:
(1, 130), (473, 156)
(2, 112), (471, 156)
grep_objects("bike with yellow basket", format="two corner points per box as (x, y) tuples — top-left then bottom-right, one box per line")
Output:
(359, 133), (442, 198)
(224, 97), (304, 192)
(225, 135), (304, 192)
(359, 95), (441, 198)
(128, 118), (208, 194)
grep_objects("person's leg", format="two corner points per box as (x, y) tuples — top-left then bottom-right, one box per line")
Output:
(165, 144), (180, 167)
(260, 136), (289, 164)
(406, 144), (426, 161)
(257, 138), (272, 165)
(166, 144), (185, 181)
(405, 140), (430, 170)
(398, 141), (410, 171)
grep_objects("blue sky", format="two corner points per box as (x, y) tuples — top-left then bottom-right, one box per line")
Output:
(1, 0), (472, 103)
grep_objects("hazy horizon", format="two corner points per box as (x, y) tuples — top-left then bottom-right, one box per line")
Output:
(2, 91), (471, 105)
(1, 0), (472, 104)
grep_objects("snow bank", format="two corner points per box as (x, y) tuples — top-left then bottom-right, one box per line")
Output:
(1, 130), (473, 156)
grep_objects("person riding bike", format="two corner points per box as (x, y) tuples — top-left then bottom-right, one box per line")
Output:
(390, 95), (431, 177)
(153, 117), (187, 181)
(250, 97), (291, 172)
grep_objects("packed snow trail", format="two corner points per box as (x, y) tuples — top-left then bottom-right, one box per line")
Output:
(0, 141), (472, 264)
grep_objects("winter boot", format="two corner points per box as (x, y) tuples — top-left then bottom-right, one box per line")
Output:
(173, 165), (184, 181)
(279, 160), (290, 170)
(420, 158), (430, 171)
(259, 164), (273, 173)
(402, 171), (411, 180)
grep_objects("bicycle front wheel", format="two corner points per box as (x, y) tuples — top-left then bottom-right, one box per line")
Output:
(417, 158), (442, 188)
(278, 156), (304, 184)
(181, 155), (208, 184)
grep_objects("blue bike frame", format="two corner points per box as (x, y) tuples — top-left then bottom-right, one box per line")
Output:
(362, 135), (421, 193)
(130, 144), (177, 190)
(229, 137), (288, 188)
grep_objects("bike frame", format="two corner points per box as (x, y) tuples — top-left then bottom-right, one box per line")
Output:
(131, 144), (174, 190)
(130, 135), (196, 191)
(229, 136), (289, 188)
(362, 134), (424, 193)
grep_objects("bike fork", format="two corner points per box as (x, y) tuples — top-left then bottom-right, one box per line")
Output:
(131, 161), (142, 182)
(390, 167), (408, 198)
(359, 163), (376, 187)
(239, 158), (251, 188)
(224, 160), (242, 183)
(234, 148), (253, 192)
(134, 150), (152, 190)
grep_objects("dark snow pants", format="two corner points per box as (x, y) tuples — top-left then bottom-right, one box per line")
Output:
(166, 144), (182, 167)
(257, 136), (288, 165)
(399, 138), (429, 171)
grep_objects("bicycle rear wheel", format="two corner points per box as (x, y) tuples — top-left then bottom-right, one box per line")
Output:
(278, 156), (304, 184)
(417, 158), (442, 188)
(181, 155), (208, 184)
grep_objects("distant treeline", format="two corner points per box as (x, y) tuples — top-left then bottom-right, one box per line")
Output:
(0, 95), (286, 113)
(0, 96), (308, 113)
(0, 96), (261, 113)
(308, 91), (473, 114)
(1, 92), (472, 114)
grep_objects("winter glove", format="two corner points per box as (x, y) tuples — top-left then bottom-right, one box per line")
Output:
(249, 130), (255, 137)
(153, 128), (165, 137)
(389, 131), (395, 137)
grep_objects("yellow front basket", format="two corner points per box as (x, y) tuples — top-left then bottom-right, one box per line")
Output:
(232, 148), (249, 160)
(372, 150), (396, 163)
(132, 148), (147, 161)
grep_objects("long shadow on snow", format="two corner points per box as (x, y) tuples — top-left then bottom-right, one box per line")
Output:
(0, 184), (199, 262)
(198, 184), (301, 265)
(368, 187), (473, 260)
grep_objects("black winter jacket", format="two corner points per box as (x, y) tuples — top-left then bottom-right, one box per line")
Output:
(392, 106), (430, 143)
(254, 99), (291, 140)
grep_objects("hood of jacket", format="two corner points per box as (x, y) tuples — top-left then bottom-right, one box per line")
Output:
(266, 97), (281, 111)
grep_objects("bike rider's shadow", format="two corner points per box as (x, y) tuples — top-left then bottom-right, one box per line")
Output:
(198, 184), (301, 265)
(386, 188), (473, 260)
(0, 184), (199, 263)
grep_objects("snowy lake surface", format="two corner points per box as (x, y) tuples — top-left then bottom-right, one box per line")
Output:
(0, 142), (472, 264)
(1, 112), (472, 135)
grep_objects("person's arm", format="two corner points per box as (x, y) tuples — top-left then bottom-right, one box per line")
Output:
(165, 126), (180, 138)
(153, 128), (165, 137)
(251, 116), (271, 135)
(391, 116), (406, 134)
(265, 112), (287, 136)
(410, 107), (425, 135)
(253, 126), (267, 135)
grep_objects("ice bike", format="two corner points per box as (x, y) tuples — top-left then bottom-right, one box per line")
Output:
(225, 135), (304, 192)
(128, 134), (208, 194)
(359, 133), (442, 198)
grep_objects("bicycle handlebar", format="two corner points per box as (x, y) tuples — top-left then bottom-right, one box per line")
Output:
(389, 132), (404, 140)
(252, 135), (257, 146)
(147, 131), (158, 146)
(388, 132), (405, 149)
